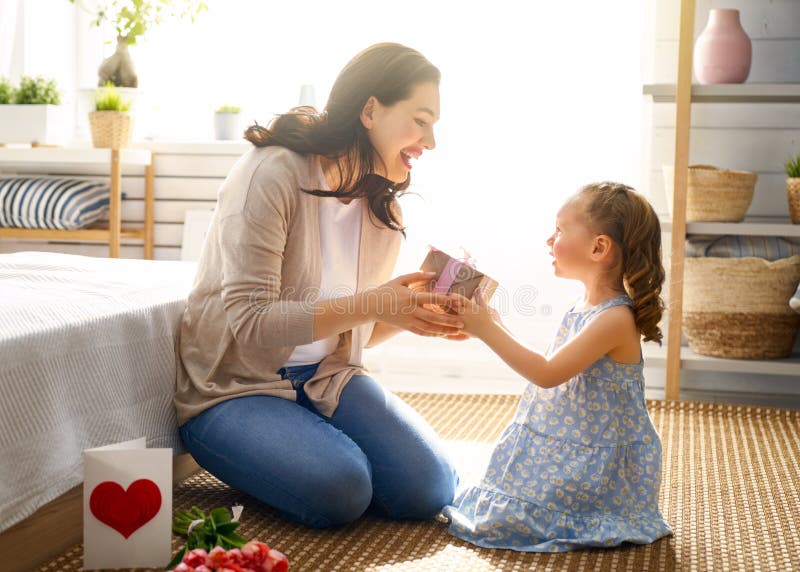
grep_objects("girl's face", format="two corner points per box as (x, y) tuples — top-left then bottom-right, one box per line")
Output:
(546, 200), (596, 279)
(361, 81), (439, 183)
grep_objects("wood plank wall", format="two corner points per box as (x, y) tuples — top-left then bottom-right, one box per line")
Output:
(643, 0), (800, 405)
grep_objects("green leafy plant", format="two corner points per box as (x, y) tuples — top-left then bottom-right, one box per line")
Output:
(785, 154), (800, 179)
(215, 105), (241, 114)
(14, 76), (61, 105)
(0, 77), (14, 104)
(168, 506), (248, 569)
(69, 0), (208, 46)
(95, 82), (132, 111)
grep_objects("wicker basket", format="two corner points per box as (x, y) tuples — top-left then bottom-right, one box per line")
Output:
(788, 178), (800, 224)
(663, 165), (757, 222)
(683, 255), (800, 359)
(88, 110), (131, 149)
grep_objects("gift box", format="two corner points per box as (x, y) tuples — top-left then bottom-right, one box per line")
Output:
(420, 246), (499, 301)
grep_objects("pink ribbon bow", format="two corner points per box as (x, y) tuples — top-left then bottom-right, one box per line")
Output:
(430, 246), (477, 294)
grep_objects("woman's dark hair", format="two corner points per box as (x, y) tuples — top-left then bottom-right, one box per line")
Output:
(244, 43), (440, 232)
(577, 182), (666, 344)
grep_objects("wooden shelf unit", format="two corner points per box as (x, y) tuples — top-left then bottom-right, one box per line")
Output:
(644, 344), (800, 376)
(0, 147), (155, 259)
(647, 0), (800, 399)
(660, 216), (800, 237)
(643, 83), (800, 103)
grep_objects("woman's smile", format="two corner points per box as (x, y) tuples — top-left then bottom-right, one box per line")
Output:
(401, 148), (422, 170)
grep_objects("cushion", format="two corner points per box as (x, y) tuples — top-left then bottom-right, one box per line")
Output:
(0, 177), (113, 230)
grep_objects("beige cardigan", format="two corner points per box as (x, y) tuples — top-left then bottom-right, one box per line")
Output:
(174, 146), (402, 425)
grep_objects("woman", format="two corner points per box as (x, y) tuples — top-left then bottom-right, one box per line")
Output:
(175, 43), (463, 528)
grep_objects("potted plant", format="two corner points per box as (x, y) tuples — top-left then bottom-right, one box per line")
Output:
(0, 76), (13, 105)
(89, 82), (133, 148)
(0, 75), (69, 146)
(69, 0), (208, 88)
(214, 105), (242, 140)
(786, 153), (800, 224)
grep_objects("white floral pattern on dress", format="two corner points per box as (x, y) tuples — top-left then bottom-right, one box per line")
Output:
(444, 295), (672, 552)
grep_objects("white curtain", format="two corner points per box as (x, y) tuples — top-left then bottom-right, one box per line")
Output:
(0, 0), (21, 78)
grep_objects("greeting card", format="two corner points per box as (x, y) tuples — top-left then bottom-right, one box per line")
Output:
(83, 437), (172, 569)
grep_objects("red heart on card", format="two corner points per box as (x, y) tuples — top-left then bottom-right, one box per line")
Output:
(89, 479), (162, 539)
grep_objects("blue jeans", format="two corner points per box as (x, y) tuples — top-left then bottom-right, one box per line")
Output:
(179, 362), (459, 528)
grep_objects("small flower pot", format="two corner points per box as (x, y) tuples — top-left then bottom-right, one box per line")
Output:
(788, 178), (800, 224)
(214, 112), (242, 140)
(89, 110), (132, 149)
(0, 104), (70, 145)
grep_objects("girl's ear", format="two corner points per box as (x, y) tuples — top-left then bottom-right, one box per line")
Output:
(360, 96), (377, 129)
(591, 235), (614, 261)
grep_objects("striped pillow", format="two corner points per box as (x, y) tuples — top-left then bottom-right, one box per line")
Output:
(0, 177), (112, 230)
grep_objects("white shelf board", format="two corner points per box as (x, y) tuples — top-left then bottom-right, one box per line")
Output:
(132, 140), (249, 156)
(0, 147), (152, 167)
(643, 83), (800, 103)
(660, 216), (800, 237)
(644, 344), (800, 376)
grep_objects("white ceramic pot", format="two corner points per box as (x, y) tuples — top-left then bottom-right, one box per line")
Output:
(214, 112), (242, 140)
(0, 104), (70, 145)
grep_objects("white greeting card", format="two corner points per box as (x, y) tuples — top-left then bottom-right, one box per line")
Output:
(83, 437), (172, 570)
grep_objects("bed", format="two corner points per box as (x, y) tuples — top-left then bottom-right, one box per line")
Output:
(0, 251), (197, 533)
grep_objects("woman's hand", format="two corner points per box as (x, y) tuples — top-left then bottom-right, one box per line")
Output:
(371, 271), (464, 338)
(449, 287), (502, 340)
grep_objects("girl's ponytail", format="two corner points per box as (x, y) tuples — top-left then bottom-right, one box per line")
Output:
(578, 182), (666, 344)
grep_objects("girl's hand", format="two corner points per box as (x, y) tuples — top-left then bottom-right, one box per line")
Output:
(373, 272), (464, 338)
(450, 287), (501, 339)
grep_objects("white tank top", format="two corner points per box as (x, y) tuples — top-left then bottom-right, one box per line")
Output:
(283, 197), (362, 367)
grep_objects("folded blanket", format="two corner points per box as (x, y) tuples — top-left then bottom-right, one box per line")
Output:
(685, 235), (800, 261)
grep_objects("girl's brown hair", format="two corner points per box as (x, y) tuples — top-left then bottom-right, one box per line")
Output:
(577, 182), (666, 344)
(244, 43), (440, 233)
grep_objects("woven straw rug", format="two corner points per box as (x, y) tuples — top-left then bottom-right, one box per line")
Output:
(41, 393), (800, 572)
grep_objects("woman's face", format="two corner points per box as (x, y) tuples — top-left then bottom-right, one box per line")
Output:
(361, 81), (439, 183)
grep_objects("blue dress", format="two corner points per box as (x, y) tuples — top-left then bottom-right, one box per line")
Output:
(444, 295), (672, 552)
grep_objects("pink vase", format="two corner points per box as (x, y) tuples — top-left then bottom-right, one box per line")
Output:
(693, 9), (752, 84)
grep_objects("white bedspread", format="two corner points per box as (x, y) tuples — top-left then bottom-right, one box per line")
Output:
(0, 251), (197, 532)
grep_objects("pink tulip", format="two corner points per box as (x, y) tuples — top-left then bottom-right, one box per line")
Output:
(264, 549), (289, 572)
(241, 541), (270, 565)
(207, 546), (233, 567)
(184, 548), (209, 567)
(228, 548), (245, 565)
(174, 564), (195, 572)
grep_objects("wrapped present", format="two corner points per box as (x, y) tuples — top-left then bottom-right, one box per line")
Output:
(420, 246), (499, 301)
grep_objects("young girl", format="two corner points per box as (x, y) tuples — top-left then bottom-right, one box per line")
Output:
(443, 182), (673, 552)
